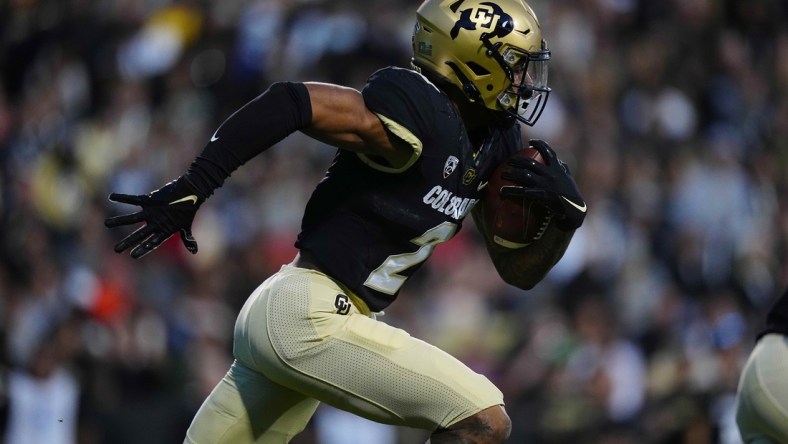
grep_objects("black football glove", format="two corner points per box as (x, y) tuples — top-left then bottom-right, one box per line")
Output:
(104, 176), (205, 259)
(500, 139), (587, 231)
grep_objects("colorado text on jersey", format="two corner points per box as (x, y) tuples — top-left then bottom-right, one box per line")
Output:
(422, 185), (478, 221)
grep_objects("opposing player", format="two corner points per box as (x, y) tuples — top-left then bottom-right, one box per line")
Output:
(104, 0), (586, 442)
(736, 285), (788, 443)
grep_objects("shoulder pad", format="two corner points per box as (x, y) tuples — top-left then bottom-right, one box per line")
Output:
(362, 67), (448, 145)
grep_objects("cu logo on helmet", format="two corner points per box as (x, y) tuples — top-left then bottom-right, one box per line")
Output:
(450, 2), (513, 40)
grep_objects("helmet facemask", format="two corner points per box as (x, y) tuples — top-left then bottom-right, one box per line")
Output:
(483, 35), (551, 126)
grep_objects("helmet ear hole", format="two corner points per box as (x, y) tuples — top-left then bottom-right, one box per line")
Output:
(486, 85), (494, 91)
(466, 62), (490, 77)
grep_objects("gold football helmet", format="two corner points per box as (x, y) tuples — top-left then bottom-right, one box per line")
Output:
(412, 0), (551, 126)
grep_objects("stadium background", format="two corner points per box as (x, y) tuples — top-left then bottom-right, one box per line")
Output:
(1, 0), (787, 443)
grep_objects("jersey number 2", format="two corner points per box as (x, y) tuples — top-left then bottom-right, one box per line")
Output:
(363, 221), (457, 295)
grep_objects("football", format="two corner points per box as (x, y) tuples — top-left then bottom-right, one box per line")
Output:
(482, 147), (553, 249)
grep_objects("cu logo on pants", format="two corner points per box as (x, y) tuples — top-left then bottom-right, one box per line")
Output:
(334, 294), (351, 315)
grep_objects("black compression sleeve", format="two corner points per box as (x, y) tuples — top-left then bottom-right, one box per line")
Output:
(183, 82), (312, 198)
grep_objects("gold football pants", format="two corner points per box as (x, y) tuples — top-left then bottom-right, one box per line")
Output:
(184, 263), (503, 443)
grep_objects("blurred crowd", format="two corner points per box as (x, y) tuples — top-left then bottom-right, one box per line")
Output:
(1, 0), (787, 443)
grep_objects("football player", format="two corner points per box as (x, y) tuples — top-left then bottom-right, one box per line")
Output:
(104, 0), (586, 442)
(736, 285), (788, 443)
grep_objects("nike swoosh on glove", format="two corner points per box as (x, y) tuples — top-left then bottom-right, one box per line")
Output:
(499, 139), (587, 231)
(104, 176), (205, 259)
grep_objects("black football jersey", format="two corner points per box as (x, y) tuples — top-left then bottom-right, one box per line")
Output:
(295, 67), (522, 311)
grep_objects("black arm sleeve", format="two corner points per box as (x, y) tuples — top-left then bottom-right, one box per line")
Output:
(183, 81), (312, 198)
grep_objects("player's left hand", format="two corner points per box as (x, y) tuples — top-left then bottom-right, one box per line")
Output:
(104, 177), (204, 259)
(500, 139), (587, 231)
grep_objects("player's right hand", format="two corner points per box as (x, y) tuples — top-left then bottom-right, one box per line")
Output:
(104, 177), (204, 259)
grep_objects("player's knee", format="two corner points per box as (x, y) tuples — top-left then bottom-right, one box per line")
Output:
(432, 406), (511, 443)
